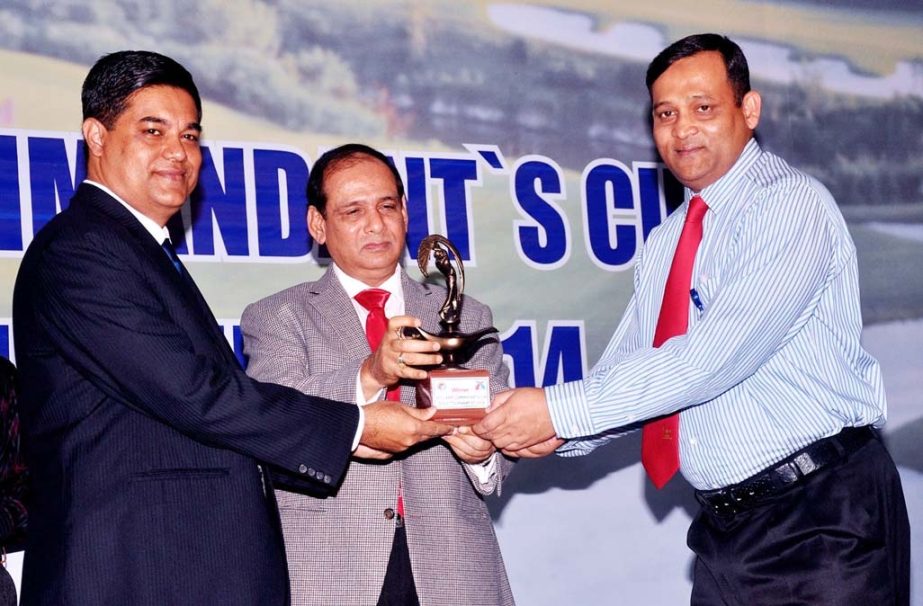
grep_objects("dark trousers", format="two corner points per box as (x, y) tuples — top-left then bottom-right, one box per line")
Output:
(688, 434), (910, 605)
(377, 521), (420, 606)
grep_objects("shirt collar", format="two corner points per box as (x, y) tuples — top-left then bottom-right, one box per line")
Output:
(85, 180), (172, 244)
(693, 138), (762, 213)
(333, 263), (403, 299)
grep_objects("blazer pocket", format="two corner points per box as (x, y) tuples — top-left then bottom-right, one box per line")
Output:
(130, 468), (230, 482)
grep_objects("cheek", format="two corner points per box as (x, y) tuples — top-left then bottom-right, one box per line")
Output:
(328, 224), (357, 246)
(188, 147), (203, 167)
(701, 120), (728, 143)
(652, 128), (672, 152)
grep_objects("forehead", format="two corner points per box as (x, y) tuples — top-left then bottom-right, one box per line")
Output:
(652, 51), (732, 100)
(119, 85), (199, 119)
(324, 155), (400, 199)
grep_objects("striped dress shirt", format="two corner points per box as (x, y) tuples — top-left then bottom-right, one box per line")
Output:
(546, 139), (885, 490)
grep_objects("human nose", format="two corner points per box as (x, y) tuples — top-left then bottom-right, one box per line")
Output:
(163, 134), (188, 162)
(364, 208), (384, 232)
(672, 113), (698, 140)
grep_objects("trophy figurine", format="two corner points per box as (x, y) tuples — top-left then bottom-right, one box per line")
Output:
(401, 235), (498, 424)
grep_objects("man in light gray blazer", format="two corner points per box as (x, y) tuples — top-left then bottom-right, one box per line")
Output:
(241, 143), (514, 606)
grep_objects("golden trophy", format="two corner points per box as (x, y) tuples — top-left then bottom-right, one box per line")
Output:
(401, 235), (498, 424)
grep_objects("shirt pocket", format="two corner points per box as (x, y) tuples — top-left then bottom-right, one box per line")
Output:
(690, 275), (718, 320)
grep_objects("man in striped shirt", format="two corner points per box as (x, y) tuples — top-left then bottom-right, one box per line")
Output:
(476, 33), (909, 604)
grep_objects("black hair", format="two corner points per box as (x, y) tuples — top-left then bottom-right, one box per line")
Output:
(646, 33), (751, 105)
(82, 50), (201, 128)
(306, 143), (405, 215)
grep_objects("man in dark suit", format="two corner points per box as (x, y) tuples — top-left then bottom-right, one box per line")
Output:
(12, 50), (450, 606)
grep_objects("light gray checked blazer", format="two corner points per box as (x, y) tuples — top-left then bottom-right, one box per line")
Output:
(241, 267), (515, 606)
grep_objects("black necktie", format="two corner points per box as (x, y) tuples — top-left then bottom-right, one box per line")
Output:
(161, 238), (184, 275)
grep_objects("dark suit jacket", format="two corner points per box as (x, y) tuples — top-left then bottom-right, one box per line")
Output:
(12, 183), (360, 606)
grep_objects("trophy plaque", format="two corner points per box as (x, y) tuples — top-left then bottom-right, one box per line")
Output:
(402, 235), (498, 425)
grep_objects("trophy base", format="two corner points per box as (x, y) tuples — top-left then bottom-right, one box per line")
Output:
(416, 367), (490, 426)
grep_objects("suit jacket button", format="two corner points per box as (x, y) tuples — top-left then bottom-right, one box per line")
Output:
(298, 464), (308, 474)
(384, 508), (395, 520)
(323, 474), (332, 484)
(308, 468), (317, 477)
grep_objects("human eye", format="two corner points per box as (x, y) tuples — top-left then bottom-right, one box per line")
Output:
(183, 132), (200, 143)
(654, 108), (675, 122)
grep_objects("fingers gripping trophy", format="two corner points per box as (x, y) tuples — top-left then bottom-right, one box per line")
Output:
(401, 235), (499, 424)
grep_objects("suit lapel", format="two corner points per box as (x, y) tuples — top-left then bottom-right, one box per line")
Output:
(308, 269), (372, 358)
(402, 271), (443, 333)
(76, 184), (237, 365)
(308, 268), (443, 403)
(79, 184), (198, 299)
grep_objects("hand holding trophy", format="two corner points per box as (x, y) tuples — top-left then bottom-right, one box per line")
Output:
(401, 235), (499, 424)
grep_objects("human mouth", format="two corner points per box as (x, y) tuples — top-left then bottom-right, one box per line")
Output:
(675, 145), (704, 158)
(155, 168), (188, 182)
(363, 241), (391, 253)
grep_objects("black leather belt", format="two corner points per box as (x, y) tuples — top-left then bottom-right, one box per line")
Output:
(695, 426), (876, 517)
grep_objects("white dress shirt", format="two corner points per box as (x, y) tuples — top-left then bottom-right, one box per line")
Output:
(545, 140), (885, 490)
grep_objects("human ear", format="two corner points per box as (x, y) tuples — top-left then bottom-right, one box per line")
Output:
(742, 91), (762, 130)
(307, 206), (327, 244)
(82, 118), (107, 157)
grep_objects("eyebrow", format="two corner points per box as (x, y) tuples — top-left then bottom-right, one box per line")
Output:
(652, 93), (716, 111)
(139, 116), (203, 132)
(688, 93), (716, 103)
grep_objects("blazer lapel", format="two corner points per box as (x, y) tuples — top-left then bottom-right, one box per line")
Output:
(309, 268), (444, 403)
(78, 184), (199, 299)
(401, 270), (443, 333)
(308, 268), (372, 358)
(77, 184), (236, 363)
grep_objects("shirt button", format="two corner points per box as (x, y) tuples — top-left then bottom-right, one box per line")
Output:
(384, 508), (395, 520)
(689, 437), (698, 446)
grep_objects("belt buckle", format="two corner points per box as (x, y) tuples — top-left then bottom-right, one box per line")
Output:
(701, 430), (867, 519)
(792, 452), (818, 476)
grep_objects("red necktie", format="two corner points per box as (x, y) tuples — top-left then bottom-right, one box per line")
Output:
(641, 195), (708, 489)
(354, 288), (401, 402)
(354, 288), (404, 515)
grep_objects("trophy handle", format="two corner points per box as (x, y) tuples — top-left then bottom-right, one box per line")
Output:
(399, 326), (498, 352)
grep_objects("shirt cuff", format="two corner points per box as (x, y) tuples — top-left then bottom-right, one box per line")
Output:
(466, 452), (499, 485)
(351, 404), (365, 452)
(544, 380), (596, 439)
(355, 370), (384, 406)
